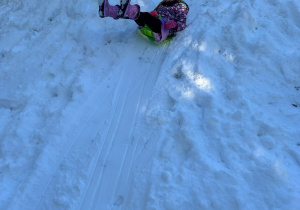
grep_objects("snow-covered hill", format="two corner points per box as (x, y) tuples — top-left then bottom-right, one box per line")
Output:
(0, 0), (299, 209)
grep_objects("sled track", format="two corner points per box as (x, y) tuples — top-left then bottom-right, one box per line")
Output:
(79, 45), (167, 209)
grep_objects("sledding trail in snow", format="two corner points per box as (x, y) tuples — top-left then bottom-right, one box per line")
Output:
(79, 43), (168, 209)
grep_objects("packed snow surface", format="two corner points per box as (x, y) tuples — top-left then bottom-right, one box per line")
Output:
(0, 0), (300, 209)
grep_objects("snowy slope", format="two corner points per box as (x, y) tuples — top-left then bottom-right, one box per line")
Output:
(0, 0), (300, 209)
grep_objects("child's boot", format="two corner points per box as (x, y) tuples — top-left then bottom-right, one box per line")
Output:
(99, 0), (121, 19)
(122, 2), (140, 20)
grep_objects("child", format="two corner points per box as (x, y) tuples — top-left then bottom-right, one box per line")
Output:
(99, 0), (189, 42)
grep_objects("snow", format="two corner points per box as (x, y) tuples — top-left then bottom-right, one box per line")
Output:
(0, 0), (299, 209)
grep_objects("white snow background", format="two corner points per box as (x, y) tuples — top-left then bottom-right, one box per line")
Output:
(0, 0), (300, 209)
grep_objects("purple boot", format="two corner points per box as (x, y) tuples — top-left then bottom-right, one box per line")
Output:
(122, 2), (140, 20)
(99, 0), (121, 19)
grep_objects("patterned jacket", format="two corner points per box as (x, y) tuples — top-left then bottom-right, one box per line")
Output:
(155, 1), (189, 34)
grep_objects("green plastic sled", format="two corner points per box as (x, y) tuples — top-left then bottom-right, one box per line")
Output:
(138, 25), (173, 43)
